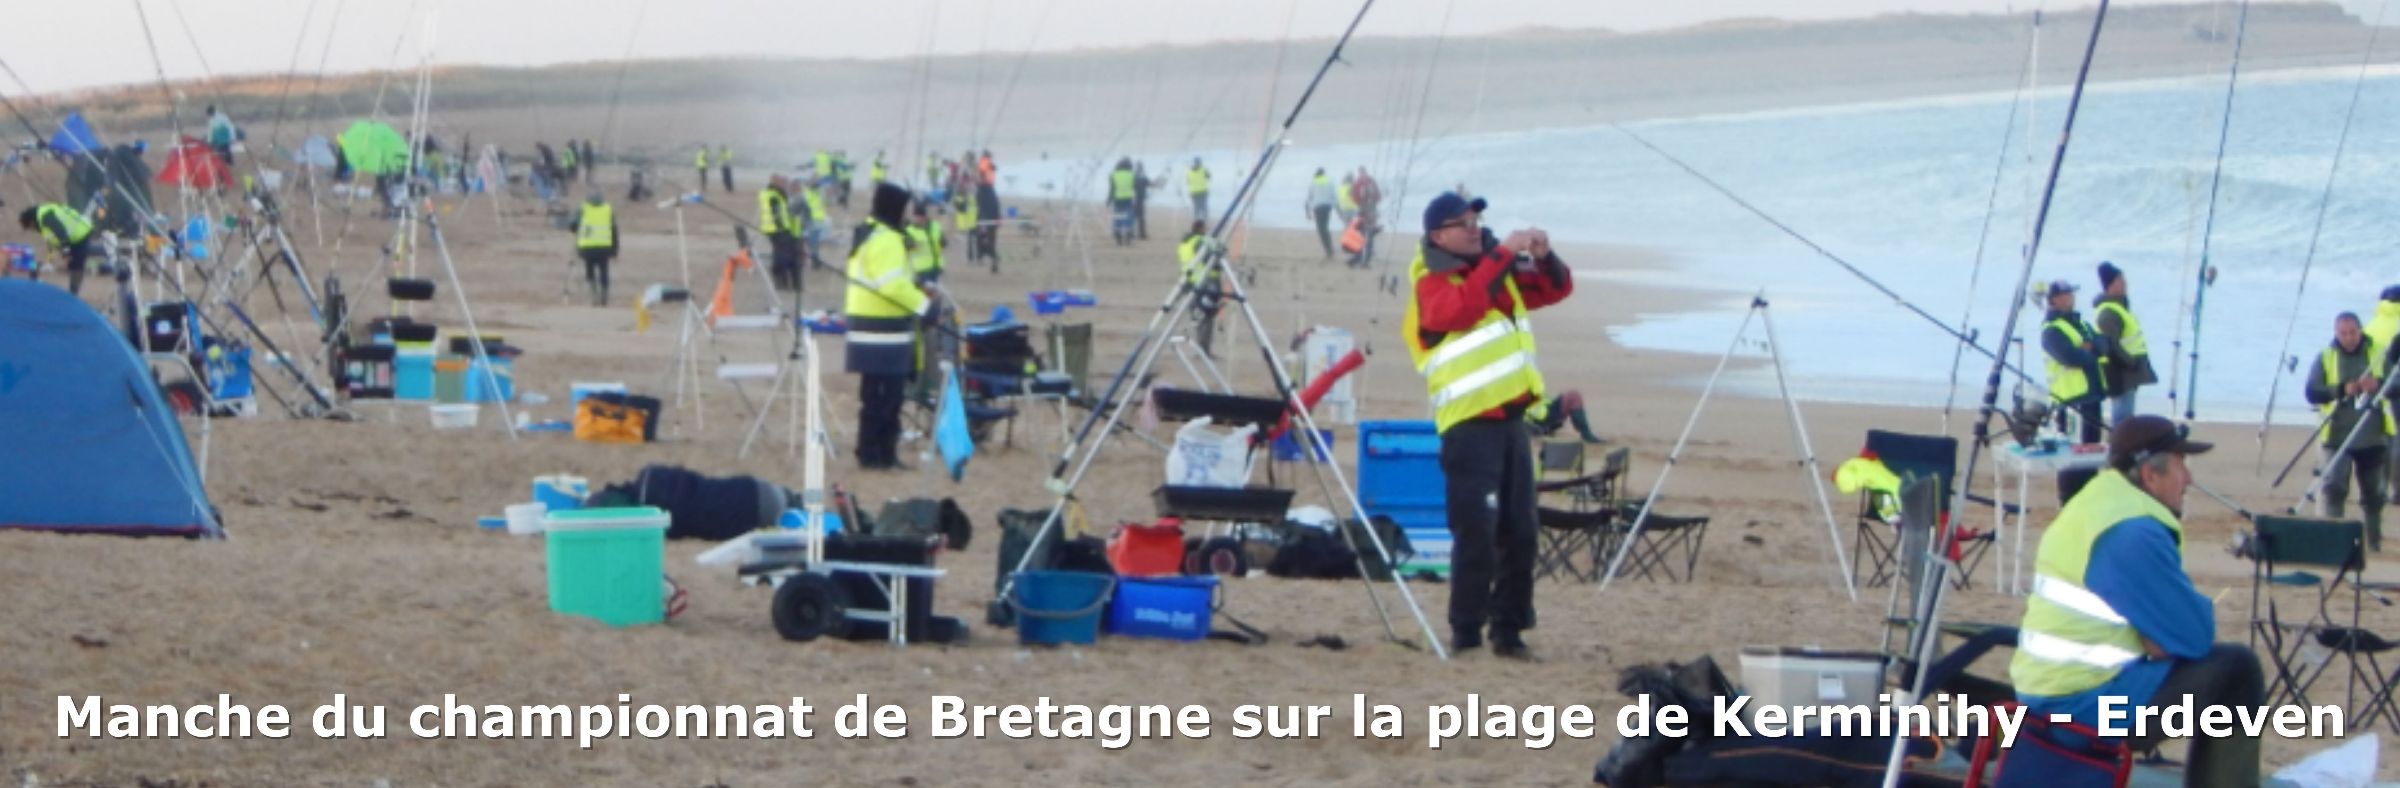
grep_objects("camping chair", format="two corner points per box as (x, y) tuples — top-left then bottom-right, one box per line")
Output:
(1900, 625), (2139, 788)
(2245, 515), (2400, 727)
(1849, 430), (1998, 592)
(1607, 500), (1710, 583)
(1535, 444), (1627, 583)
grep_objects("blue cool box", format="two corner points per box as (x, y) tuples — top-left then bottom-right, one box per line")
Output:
(1106, 575), (1216, 641)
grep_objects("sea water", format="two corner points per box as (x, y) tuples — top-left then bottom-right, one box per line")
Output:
(1005, 65), (2400, 424)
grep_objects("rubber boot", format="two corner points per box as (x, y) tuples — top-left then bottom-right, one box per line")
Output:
(1570, 409), (1602, 443)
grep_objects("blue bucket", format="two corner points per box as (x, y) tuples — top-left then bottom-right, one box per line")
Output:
(1107, 575), (1216, 641)
(1009, 571), (1115, 646)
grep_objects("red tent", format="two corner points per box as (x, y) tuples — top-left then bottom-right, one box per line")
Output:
(154, 137), (229, 190)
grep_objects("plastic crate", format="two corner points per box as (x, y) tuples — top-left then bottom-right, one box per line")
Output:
(1356, 420), (1449, 576)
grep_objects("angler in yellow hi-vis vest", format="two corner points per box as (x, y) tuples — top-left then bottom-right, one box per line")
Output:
(846, 183), (932, 471)
(1402, 192), (1572, 659)
(1109, 158), (1137, 246)
(1176, 221), (1223, 357)
(2093, 262), (2157, 426)
(2009, 415), (2261, 785)
(695, 146), (711, 191)
(2040, 279), (2110, 444)
(717, 146), (734, 193)
(574, 193), (619, 306)
(906, 199), (944, 286)
(18, 202), (94, 295)
(1185, 157), (1210, 223)
(2305, 312), (2392, 550)
(760, 175), (802, 292)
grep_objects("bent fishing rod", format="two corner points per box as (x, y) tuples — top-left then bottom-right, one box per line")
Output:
(2180, 0), (2252, 422)
(1613, 124), (2042, 391)
(1041, 0), (1377, 486)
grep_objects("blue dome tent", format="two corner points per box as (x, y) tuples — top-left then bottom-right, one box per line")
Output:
(0, 280), (221, 538)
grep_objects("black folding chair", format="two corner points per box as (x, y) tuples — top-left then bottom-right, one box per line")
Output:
(1536, 445), (1626, 583)
(1608, 500), (1709, 583)
(2247, 515), (2400, 727)
(1849, 430), (2000, 591)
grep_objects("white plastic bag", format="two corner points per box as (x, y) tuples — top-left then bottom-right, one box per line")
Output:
(1165, 417), (1259, 488)
(2270, 732), (2377, 788)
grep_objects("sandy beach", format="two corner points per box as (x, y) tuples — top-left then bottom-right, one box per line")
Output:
(8, 5), (2396, 784)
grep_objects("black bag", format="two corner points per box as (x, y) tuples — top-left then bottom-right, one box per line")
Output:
(1594, 657), (1737, 787)
(1268, 527), (1358, 580)
(387, 277), (437, 301)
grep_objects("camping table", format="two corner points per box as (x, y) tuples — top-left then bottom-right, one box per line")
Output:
(1992, 441), (2109, 596)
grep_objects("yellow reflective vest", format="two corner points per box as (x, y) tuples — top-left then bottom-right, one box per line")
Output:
(870, 159), (887, 183)
(2094, 301), (2147, 357)
(1177, 234), (1218, 286)
(906, 225), (942, 276)
(2319, 343), (2396, 442)
(1111, 169), (1136, 201)
(2045, 316), (2105, 404)
(695, 149), (709, 170)
(801, 188), (828, 224)
(759, 188), (795, 236)
(1404, 249), (1546, 434)
(1186, 166), (1208, 195)
(34, 203), (92, 248)
(2009, 469), (2185, 698)
(576, 203), (614, 250)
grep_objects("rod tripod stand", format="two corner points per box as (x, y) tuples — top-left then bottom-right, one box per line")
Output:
(1596, 294), (1856, 601)
(990, 232), (1446, 658)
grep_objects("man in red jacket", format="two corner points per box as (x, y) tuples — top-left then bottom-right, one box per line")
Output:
(1404, 191), (1572, 658)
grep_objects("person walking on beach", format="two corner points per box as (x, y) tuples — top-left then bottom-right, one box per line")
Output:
(574, 192), (618, 307)
(1186, 157), (1210, 223)
(2305, 312), (2391, 551)
(1347, 167), (1382, 268)
(1403, 192), (1573, 658)
(718, 146), (734, 193)
(2041, 279), (2110, 444)
(1307, 167), (1338, 260)
(2092, 262), (2156, 426)
(205, 105), (238, 168)
(580, 139), (597, 186)
(696, 146), (712, 192)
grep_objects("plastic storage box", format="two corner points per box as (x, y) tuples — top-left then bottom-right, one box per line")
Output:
(544, 507), (670, 627)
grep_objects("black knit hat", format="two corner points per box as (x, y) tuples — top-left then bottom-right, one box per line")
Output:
(871, 183), (910, 228)
(2097, 261), (2121, 289)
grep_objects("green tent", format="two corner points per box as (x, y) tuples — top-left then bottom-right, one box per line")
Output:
(338, 121), (410, 176)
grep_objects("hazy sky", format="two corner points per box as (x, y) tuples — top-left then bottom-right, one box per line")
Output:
(1, 0), (2382, 95)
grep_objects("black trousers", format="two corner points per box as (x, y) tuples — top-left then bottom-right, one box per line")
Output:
(1133, 197), (1148, 239)
(698, 168), (710, 191)
(61, 238), (90, 296)
(769, 233), (802, 291)
(2133, 644), (2264, 788)
(856, 373), (908, 467)
(1313, 205), (1333, 258)
(721, 165), (733, 192)
(579, 249), (613, 304)
(2059, 398), (2104, 444)
(1441, 417), (1538, 636)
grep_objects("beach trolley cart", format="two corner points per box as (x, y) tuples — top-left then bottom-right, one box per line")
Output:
(733, 327), (952, 646)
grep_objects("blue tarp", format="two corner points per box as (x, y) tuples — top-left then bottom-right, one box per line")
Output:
(0, 280), (221, 538)
(49, 112), (102, 157)
(936, 366), (975, 482)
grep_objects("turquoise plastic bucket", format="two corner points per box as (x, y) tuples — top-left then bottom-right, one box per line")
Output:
(1009, 571), (1114, 646)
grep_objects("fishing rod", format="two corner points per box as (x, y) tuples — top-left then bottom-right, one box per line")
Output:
(973, 0), (1059, 151)
(2180, 0), (2251, 421)
(1614, 125), (2044, 389)
(1881, 2), (2113, 785)
(1943, 7), (2043, 434)
(2290, 356), (2400, 512)
(2255, 0), (2388, 473)
(1379, 0), (1457, 280)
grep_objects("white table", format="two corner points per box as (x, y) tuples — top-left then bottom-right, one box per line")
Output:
(1991, 441), (2111, 596)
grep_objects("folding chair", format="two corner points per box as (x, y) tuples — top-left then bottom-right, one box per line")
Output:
(1891, 626), (2140, 788)
(1609, 499), (1709, 582)
(1535, 443), (1624, 583)
(1848, 430), (1998, 591)
(2246, 515), (2400, 727)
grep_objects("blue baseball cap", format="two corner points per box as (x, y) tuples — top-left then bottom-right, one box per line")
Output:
(1422, 192), (1487, 233)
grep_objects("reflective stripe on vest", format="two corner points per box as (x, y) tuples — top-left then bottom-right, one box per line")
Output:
(1407, 250), (1545, 434)
(845, 225), (925, 320)
(36, 204), (91, 248)
(2008, 469), (2185, 697)
(2095, 301), (2147, 357)
(576, 203), (613, 249)
(2044, 317), (2097, 404)
(2319, 343), (2395, 441)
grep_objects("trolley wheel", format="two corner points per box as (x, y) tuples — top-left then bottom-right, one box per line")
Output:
(770, 573), (852, 642)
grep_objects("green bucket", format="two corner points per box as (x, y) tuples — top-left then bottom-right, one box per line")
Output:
(544, 506), (669, 627)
